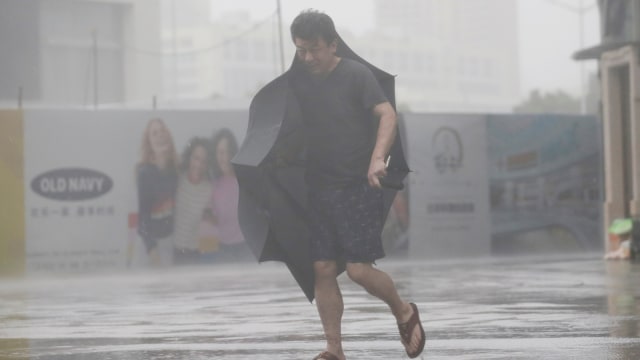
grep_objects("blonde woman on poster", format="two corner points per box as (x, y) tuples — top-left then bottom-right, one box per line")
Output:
(135, 118), (178, 267)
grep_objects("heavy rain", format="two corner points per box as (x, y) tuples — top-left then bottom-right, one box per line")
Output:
(1, 1), (639, 359)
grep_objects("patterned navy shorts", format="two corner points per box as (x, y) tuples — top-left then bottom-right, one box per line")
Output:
(308, 182), (386, 263)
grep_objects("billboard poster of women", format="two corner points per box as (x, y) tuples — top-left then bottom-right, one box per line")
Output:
(22, 109), (248, 273)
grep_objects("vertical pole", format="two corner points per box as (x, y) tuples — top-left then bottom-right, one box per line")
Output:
(152, 95), (157, 110)
(579, 0), (586, 114)
(276, 0), (285, 74)
(93, 29), (99, 109)
(172, 0), (178, 99)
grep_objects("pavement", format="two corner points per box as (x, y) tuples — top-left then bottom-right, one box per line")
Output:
(1, 252), (640, 359)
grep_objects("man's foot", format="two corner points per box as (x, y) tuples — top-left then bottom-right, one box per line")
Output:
(313, 350), (344, 360)
(397, 302), (426, 358)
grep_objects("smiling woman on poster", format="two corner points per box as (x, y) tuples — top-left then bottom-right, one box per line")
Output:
(136, 118), (179, 267)
(209, 128), (251, 262)
(172, 137), (215, 265)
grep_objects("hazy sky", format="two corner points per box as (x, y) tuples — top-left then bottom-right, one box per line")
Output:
(518, 0), (600, 97)
(210, 0), (601, 100)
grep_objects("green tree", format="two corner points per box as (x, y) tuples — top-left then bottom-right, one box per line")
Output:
(513, 90), (581, 114)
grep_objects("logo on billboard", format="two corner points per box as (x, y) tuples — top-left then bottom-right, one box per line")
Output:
(31, 168), (113, 201)
(432, 127), (463, 174)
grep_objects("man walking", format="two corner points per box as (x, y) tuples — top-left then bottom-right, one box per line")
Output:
(288, 9), (426, 360)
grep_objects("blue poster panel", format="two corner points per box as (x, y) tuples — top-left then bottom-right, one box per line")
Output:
(487, 114), (603, 254)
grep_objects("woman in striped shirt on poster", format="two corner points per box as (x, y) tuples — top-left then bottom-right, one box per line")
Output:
(172, 137), (216, 265)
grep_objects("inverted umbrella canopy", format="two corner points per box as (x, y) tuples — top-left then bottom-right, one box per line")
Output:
(231, 36), (409, 302)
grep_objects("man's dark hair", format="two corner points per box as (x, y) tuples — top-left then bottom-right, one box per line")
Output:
(290, 9), (338, 44)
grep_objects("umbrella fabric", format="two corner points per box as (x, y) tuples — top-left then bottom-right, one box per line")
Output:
(609, 218), (633, 235)
(232, 36), (409, 302)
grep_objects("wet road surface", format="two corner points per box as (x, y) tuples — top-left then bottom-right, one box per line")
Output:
(2, 253), (640, 359)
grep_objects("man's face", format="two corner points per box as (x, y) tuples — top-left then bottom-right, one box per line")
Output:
(294, 36), (337, 75)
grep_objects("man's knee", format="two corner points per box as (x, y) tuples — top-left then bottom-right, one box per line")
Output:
(314, 260), (338, 279)
(346, 262), (372, 284)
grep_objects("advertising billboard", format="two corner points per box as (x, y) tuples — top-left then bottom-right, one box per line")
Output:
(23, 109), (248, 272)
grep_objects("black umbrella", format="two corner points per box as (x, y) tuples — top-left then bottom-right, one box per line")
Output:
(231, 36), (410, 302)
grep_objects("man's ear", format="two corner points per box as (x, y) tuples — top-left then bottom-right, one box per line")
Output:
(330, 39), (338, 52)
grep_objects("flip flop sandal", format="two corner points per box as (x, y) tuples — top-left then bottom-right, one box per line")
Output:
(397, 302), (426, 358)
(313, 350), (340, 360)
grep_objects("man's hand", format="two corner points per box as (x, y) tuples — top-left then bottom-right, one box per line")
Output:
(369, 101), (396, 188)
(368, 156), (388, 188)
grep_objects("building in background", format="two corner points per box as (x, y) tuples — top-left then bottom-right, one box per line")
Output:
(158, 0), (519, 112)
(574, 0), (640, 251)
(0, 0), (519, 112)
(159, 0), (281, 106)
(0, 0), (162, 107)
(366, 0), (520, 113)
(160, 0), (217, 101)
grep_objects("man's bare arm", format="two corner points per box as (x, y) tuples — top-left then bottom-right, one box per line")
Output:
(368, 101), (397, 188)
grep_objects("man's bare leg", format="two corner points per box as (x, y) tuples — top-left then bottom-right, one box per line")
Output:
(314, 260), (346, 360)
(346, 262), (423, 355)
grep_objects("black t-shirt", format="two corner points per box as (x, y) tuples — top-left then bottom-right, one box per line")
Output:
(290, 58), (388, 189)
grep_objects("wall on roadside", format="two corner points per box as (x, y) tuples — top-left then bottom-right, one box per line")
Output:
(0, 109), (603, 275)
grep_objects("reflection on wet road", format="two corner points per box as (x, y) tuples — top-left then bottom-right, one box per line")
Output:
(2, 254), (640, 359)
